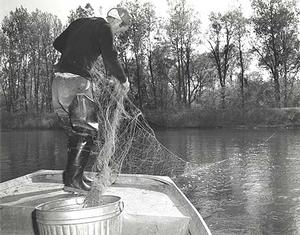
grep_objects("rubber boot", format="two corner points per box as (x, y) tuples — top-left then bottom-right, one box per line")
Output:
(81, 137), (94, 186)
(63, 135), (92, 194)
(67, 93), (98, 189)
(78, 139), (93, 187)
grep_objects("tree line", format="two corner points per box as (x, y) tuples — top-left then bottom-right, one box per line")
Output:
(0, 7), (62, 113)
(1, 0), (299, 116)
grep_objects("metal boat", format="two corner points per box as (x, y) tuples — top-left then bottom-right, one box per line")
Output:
(0, 170), (211, 235)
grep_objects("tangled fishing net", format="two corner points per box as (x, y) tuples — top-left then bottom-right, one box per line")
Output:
(83, 60), (198, 207)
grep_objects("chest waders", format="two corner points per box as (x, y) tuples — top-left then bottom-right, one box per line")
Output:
(52, 72), (98, 194)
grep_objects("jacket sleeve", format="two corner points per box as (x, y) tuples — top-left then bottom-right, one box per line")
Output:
(99, 23), (127, 83)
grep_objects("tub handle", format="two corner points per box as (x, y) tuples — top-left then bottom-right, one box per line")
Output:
(119, 201), (124, 212)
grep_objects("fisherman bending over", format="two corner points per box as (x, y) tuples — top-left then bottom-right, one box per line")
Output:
(52, 8), (131, 193)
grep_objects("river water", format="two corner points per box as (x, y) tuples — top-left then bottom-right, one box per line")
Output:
(1, 128), (300, 234)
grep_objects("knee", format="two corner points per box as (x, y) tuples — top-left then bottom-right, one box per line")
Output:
(68, 133), (94, 149)
(69, 94), (99, 138)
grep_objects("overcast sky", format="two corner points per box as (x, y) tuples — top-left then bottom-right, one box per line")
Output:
(0, 0), (253, 26)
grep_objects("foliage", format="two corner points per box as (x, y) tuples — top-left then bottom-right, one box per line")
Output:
(67, 3), (95, 23)
(207, 10), (241, 109)
(1, 0), (300, 127)
(251, 0), (300, 107)
(0, 6), (62, 113)
(166, 0), (202, 106)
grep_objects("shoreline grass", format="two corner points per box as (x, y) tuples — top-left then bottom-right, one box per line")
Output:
(1, 112), (61, 130)
(145, 107), (300, 129)
(2, 107), (300, 130)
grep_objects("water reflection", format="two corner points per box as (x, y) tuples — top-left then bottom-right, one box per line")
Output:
(1, 129), (300, 234)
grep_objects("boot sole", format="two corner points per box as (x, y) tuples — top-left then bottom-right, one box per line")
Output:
(63, 186), (89, 195)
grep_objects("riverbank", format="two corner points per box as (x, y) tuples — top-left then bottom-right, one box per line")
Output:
(1, 112), (61, 130)
(145, 107), (300, 129)
(2, 107), (300, 130)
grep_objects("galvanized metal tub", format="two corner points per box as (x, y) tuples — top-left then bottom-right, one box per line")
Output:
(35, 195), (123, 235)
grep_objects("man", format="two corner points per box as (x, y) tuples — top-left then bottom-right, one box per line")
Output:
(52, 8), (131, 193)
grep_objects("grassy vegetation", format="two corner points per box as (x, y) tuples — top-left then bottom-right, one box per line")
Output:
(1, 112), (61, 130)
(2, 107), (300, 130)
(145, 107), (300, 129)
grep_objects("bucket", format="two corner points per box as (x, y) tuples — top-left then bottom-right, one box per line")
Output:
(35, 195), (124, 235)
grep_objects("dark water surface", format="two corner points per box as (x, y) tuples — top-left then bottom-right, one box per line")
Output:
(1, 129), (300, 234)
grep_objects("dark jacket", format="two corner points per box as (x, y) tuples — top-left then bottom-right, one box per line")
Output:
(53, 17), (126, 83)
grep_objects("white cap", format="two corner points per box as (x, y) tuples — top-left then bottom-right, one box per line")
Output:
(107, 7), (131, 27)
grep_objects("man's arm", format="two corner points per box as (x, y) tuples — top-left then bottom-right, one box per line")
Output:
(99, 23), (127, 84)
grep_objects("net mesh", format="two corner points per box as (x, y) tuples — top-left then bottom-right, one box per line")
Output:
(83, 60), (198, 207)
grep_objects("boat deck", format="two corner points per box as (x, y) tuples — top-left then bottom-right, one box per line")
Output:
(0, 170), (211, 235)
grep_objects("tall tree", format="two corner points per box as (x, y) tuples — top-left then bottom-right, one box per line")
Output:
(166, 0), (201, 107)
(190, 53), (216, 105)
(1, 7), (62, 113)
(234, 7), (250, 119)
(251, 0), (300, 107)
(67, 3), (95, 23)
(207, 11), (237, 109)
(1, 6), (30, 112)
(151, 44), (174, 109)
(144, 3), (158, 108)
(278, 4), (300, 106)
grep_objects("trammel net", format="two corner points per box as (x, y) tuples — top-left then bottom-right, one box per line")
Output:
(84, 60), (196, 207)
